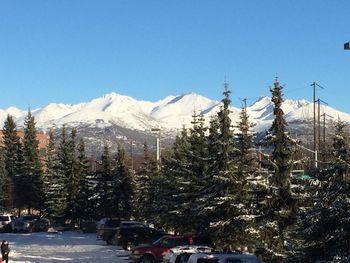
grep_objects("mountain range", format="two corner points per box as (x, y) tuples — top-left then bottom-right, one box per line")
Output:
(1, 92), (349, 156)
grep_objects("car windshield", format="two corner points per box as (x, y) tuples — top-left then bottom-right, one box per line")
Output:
(22, 216), (35, 220)
(0, 216), (9, 221)
(105, 219), (121, 227)
(162, 237), (188, 248)
(175, 253), (193, 263)
(120, 221), (145, 227)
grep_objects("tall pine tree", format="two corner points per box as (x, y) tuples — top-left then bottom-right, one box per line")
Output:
(113, 144), (134, 219)
(2, 114), (19, 209)
(22, 111), (44, 212)
(43, 131), (67, 221)
(75, 138), (95, 220)
(262, 80), (297, 262)
(95, 143), (115, 218)
(135, 142), (159, 223)
(0, 148), (11, 212)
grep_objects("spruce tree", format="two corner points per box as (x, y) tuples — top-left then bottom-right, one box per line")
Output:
(231, 105), (261, 251)
(2, 114), (19, 208)
(0, 148), (11, 212)
(75, 138), (95, 220)
(113, 144), (134, 219)
(22, 111), (44, 212)
(95, 143), (115, 218)
(43, 131), (67, 221)
(262, 80), (297, 262)
(135, 142), (159, 222)
(65, 128), (80, 224)
(203, 82), (238, 247)
(13, 139), (25, 213)
(183, 112), (209, 233)
(198, 114), (220, 228)
(57, 126), (70, 220)
(297, 119), (350, 262)
(160, 128), (191, 232)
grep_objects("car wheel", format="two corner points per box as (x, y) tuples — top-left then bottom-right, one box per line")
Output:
(141, 255), (155, 263)
(107, 235), (118, 245)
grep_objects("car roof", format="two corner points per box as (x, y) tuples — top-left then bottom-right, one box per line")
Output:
(170, 246), (213, 254)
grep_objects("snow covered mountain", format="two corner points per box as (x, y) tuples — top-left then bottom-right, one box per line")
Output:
(1, 92), (349, 156)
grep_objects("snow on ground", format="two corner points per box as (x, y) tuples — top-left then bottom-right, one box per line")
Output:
(0, 231), (131, 263)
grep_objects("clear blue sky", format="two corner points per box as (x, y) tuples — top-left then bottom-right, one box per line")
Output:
(1, 0), (350, 112)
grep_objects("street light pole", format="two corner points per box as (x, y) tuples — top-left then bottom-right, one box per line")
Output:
(151, 128), (161, 170)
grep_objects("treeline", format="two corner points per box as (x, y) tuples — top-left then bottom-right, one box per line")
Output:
(0, 111), (134, 225)
(1, 80), (350, 262)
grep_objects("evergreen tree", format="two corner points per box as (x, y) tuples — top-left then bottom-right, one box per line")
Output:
(262, 80), (297, 262)
(198, 114), (220, 229)
(182, 112), (209, 232)
(0, 148), (11, 212)
(57, 126), (70, 220)
(75, 138), (95, 220)
(65, 129), (80, 224)
(160, 128), (191, 232)
(231, 105), (261, 251)
(209, 83), (242, 247)
(13, 139), (25, 213)
(2, 114), (19, 208)
(22, 111), (44, 212)
(113, 144), (134, 219)
(43, 131), (67, 220)
(135, 142), (159, 222)
(95, 143), (115, 218)
(297, 119), (350, 262)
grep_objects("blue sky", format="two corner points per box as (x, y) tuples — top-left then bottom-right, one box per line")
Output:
(1, 0), (350, 112)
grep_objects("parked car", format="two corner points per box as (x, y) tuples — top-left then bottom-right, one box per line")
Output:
(163, 246), (213, 263)
(96, 218), (146, 245)
(0, 214), (16, 232)
(11, 215), (50, 232)
(187, 252), (264, 263)
(131, 235), (213, 263)
(110, 226), (167, 250)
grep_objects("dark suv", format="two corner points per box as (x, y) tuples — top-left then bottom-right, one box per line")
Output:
(111, 226), (167, 250)
(96, 218), (146, 245)
(131, 235), (213, 263)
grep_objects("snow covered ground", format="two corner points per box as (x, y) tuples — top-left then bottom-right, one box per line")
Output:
(0, 231), (131, 263)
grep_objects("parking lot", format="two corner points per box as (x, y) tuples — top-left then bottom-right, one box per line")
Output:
(0, 231), (131, 263)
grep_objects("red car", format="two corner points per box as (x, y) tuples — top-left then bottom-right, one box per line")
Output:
(130, 235), (212, 263)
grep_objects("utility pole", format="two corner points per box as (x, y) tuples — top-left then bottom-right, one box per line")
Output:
(240, 98), (247, 112)
(316, 98), (328, 151)
(311, 82), (324, 166)
(320, 112), (333, 143)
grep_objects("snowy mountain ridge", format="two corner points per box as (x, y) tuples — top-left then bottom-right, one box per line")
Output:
(1, 91), (350, 133)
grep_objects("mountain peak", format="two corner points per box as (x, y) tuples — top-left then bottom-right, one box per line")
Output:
(0, 91), (349, 134)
